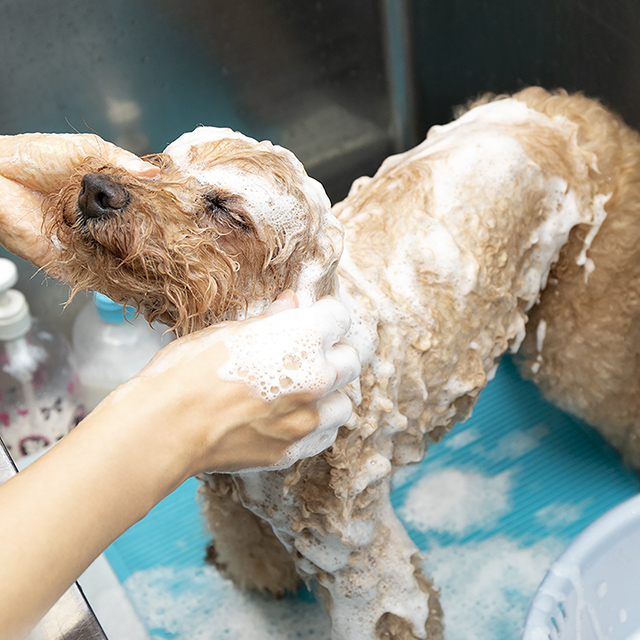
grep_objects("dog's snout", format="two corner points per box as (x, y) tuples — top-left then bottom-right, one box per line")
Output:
(78, 173), (130, 219)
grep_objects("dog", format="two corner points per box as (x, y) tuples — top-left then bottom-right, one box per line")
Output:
(42, 87), (640, 639)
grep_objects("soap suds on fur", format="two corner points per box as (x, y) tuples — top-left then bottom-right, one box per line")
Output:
(165, 126), (340, 310)
(576, 192), (610, 281)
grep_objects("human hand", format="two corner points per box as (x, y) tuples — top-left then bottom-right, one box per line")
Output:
(0, 133), (158, 266)
(99, 291), (360, 475)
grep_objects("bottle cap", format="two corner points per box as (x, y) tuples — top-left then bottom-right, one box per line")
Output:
(94, 292), (136, 324)
(0, 258), (32, 340)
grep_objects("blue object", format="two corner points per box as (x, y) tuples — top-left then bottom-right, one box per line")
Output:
(93, 292), (136, 324)
(105, 357), (640, 640)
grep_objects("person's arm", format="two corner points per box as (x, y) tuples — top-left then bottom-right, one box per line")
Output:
(0, 291), (359, 640)
(0, 133), (359, 639)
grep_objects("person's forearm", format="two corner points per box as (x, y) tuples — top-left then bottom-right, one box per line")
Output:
(0, 381), (191, 640)
(0, 293), (358, 639)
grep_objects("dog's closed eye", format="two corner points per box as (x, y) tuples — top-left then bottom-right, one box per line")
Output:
(203, 193), (253, 232)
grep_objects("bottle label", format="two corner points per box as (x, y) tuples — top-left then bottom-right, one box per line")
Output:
(0, 391), (86, 458)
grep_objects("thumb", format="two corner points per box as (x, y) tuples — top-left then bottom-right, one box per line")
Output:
(262, 290), (299, 317)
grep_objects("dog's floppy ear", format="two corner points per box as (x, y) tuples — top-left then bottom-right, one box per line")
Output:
(141, 153), (174, 170)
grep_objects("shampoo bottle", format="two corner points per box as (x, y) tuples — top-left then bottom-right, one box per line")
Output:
(0, 258), (85, 459)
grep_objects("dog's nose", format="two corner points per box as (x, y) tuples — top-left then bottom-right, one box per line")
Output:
(78, 173), (129, 219)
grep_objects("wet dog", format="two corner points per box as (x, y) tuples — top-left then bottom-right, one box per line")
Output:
(43, 88), (640, 639)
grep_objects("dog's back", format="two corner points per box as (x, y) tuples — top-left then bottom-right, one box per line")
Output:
(333, 90), (614, 467)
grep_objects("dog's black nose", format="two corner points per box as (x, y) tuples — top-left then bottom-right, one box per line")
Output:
(78, 173), (129, 219)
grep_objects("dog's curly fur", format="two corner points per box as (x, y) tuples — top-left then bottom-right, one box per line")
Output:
(42, 88), (640, 639)
(511, 91), (640, 468)
(46, 136), (341, 334)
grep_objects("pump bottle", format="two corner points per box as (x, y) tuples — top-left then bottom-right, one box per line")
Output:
(0, 258), (85, 459)
(72, 292), (173, 411)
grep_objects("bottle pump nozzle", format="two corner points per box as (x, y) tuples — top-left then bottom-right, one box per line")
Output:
(0, 258), (32, 340)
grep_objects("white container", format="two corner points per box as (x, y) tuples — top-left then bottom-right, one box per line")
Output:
(72, 292), (173, 411)
(522, 493), (640, 640)
(0, 258), (85, 458)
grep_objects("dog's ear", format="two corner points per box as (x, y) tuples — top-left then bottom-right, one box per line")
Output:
(141, 153), (174, 171)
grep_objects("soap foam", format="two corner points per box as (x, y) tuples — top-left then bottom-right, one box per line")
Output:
(398, 468), (512, 535)
(192, 164), (310, 240)
(217, 300), (351, 404)
(124, 565), (331, 640)
(164, 127), (260, 162)
(165, 126), (342, 312)
(216, 299), (357, 468)
(425, 536), (564, 640)
(165, 126), (337, 247)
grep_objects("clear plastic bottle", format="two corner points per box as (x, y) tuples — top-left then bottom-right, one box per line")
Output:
(72, 292), (173, 411)
(0, 258), (86, 459)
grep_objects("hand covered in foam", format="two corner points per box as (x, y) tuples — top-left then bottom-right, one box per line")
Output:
(216, 291), (361, 471)
(0, 133), (157, 266)
(112, 291), (360, 475)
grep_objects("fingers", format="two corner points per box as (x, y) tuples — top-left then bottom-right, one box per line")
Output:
(325, 338), (361, 394)
(317, 389), (354, 434)
(217, 295), (360, 406)
(299, 296), (352, 348)
(0, 175), (52, 265)
(261, 290), (298, 317)
(265, 390), (353, 470)
(0, 133), (158, 195)
(264, 296), (359, 396)
(108, 150), (159, 177)
(260, 294), (350, 344)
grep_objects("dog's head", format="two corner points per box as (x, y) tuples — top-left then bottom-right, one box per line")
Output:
(44, 127), (343, 335)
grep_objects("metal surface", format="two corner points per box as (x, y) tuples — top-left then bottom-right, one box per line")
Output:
(411, 0), (640, 135)
(0, 437), (17, 483)
(0, 0), (415, 338)
(0, 438), (108, 640)
(382, 0), (418, 151)
(0, 0), (412, 202)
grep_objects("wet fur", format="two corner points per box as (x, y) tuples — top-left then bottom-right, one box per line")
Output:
(43, 88), (640, 639)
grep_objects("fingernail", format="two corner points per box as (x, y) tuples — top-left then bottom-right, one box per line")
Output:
(276, 290), (297, 304)
(267, 290), (297, 314)
(123, 158), (160, 177)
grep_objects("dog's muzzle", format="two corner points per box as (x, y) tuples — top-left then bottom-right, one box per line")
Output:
(77, 173), (129, 219)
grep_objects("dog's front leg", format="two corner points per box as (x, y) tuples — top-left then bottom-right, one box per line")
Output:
(198, 474), (300, 596)
(238, 471), (443, 640)
(296, 482), (443, 640)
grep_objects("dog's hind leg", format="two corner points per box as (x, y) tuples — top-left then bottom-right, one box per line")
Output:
(517, 234), (640, 468)
(198, 476), (301, 596)
(512, 89), (640, 468)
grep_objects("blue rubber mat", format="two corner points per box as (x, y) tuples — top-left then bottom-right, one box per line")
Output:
(105, 356), (640, 640)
